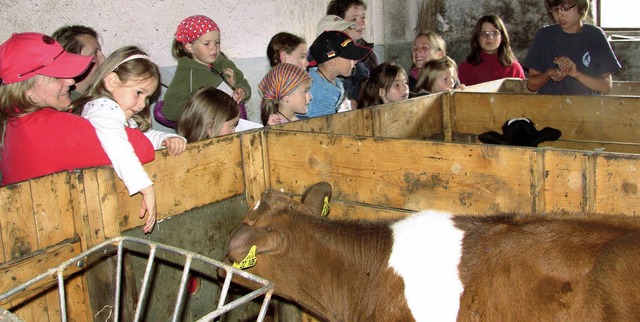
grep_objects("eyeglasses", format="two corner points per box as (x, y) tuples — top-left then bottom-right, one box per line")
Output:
(479, 31), (501, 39)
(549, 4), (577, 13)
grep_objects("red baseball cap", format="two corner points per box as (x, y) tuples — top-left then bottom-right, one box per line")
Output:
(0, 32), (92, 85)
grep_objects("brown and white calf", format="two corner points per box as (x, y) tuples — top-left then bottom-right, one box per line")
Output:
(225, 182), (640, 321)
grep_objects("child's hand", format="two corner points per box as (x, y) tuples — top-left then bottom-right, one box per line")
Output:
(553, 56), (578, 78)
(223, 68), (236, 87)
(233, 88), (246, 103)
(162, 137), (187, 156)
(548, 67), (567, 82)
(139, 185), (157, 234)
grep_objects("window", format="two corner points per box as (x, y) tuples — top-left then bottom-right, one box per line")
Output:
(596, 0), (637, 30)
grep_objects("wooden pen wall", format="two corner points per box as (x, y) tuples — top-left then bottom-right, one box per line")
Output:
(3, 90), (640, 320)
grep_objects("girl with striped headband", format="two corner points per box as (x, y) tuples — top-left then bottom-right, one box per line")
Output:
(259, 63), (312, 125)
(73, 46), (187, 234)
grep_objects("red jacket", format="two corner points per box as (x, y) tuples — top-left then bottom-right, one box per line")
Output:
(0, 108), (155, 185)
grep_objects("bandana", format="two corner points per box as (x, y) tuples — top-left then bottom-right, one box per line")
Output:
(259, 63), (310, 101)
(175, 15), (219, 43)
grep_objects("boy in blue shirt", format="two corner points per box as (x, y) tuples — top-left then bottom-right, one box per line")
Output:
(524, 0), (620, 95)
(303, 31), (371, 118)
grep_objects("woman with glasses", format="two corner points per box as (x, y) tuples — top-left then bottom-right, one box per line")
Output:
(458, 15), (525, 86)
(0, 32), (155, 185)
(524, 0), (620, 95)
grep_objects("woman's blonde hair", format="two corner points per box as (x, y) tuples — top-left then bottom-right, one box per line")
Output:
(72, 46), (160, 131)
(0, 77), (39, 147)
(177, 86), (239, 141)
(415, 56), (457, 93)
(412, 31), (447, 69)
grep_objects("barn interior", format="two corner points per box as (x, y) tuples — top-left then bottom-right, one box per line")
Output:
(1, 0), (639, 321)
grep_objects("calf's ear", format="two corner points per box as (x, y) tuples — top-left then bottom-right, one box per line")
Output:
(301, 182), (332, 217)
(478, 131), (507, 145)
(534, 127), (562, 145)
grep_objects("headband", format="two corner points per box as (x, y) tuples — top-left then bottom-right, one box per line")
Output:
(113, 54), (152, 70)
(175, 15), (220, 43)
(259, 63), (310, 102)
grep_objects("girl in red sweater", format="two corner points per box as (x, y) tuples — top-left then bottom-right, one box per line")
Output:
(458, 15), (525, 86)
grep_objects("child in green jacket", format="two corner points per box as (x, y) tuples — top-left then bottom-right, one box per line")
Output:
(163, 15), (251, 122)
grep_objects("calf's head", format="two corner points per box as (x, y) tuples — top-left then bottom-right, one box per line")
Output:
(478, 118), (561, 147)
(224, 182), (332, 295)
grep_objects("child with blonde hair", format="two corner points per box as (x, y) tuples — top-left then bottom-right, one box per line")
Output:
(358, 62), (409, 108)
(259, 63), (312, 125)
(409, 32), (447, 91)
(414, 56), (461, 95)
(77, 46), (187, 233)
(177, 86), (240, 141)
(163, 15), (251, 121)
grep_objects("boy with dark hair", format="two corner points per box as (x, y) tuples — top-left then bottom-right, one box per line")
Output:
(524, 0), (620, 95)
(325, 0), (379, 107)
(304, 31), (371, 118)
(52, 25), (106, 99)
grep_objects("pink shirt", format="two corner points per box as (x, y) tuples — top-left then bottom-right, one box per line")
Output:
(1, 108), (155, 185)
(458, 52), (525, 86)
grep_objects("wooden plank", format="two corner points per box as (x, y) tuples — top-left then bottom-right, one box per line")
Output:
(242, 130), (267, 207)
(541, 149), (590, 213)
(78, 168), (107, 247)
(328, 201), (411, 221)
(267, 131), (536, 214)
(116, 135), (245, 231)
(0, 242), (82, 305)
(451, 92), (640, 143)
(275, 108), (371, 136)
(372, 94), (443, 139)
(593, 153), (640, 215)
(30, 174), (76, 249)
(610, 81), (640, 96)
(0, 182), (37, 262)
(95, 168), (120, 239)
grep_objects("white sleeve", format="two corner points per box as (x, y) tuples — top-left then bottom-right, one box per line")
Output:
(142, 128), (187, 148)
(82, 98), (153, 195)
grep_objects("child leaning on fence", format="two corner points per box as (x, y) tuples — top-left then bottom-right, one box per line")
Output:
(74, 46), (187, 234)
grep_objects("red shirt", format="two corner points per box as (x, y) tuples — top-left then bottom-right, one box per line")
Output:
(0, 108), (155, 185)
(458, 52), (525, 86)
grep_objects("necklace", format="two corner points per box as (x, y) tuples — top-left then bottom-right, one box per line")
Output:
(317, 68), (334, 85)
(277, 111), (291, 122)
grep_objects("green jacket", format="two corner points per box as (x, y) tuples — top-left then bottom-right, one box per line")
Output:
(162, 54), (251, 121)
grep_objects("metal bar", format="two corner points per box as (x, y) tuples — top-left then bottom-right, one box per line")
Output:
(0, 236), (274, 321)
(171, 255), (192, 322)
(114, 240), (124, 322)
(217, 270), (234, 309)
(57, 269), (67, 322)
(133, 245), (156, 322)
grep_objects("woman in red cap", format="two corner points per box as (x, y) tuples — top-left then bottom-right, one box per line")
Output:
(163, 15), (251, 123)
(0, 32), (156, 231)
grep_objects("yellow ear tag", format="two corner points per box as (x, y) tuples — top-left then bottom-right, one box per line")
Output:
(321, 196), (330, 217)
(233, 245), (257, 269)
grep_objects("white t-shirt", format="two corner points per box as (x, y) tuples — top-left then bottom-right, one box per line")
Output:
(82, 97), (185, 194)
